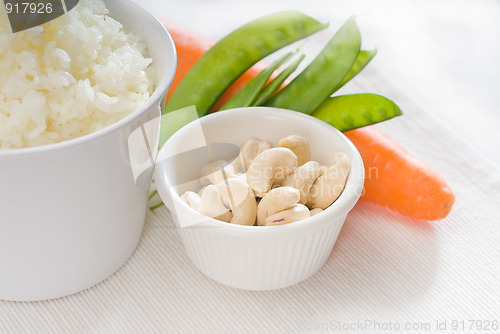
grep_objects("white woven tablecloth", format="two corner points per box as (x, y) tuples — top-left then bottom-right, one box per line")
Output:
(1, 63), (499, 333)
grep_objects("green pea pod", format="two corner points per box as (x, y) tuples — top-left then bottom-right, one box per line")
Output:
(340, 49), (377, 86)
(265, 16), (361, 114)
(220, 51), (295, 110)
(253, 53), (306, 106)
(312, 93), (402, 132)
(165, 11), (329, 116)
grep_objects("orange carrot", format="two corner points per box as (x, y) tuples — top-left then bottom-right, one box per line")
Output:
(160, 20), (266, 110)
(160, 20), (455, 220)
(345, 126), (455, 220)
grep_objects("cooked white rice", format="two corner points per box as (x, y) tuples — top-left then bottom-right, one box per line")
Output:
(0, 0), (153, 149)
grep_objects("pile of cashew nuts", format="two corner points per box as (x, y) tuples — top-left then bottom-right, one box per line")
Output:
(180, 135), (350, 226)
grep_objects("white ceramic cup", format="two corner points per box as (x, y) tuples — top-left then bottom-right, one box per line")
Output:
(155, 107), (365, 290)
(0, 0), (176, 301)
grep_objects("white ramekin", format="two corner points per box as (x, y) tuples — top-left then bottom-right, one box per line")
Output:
(155, 107), (364, 290)
(0, 0), (176, 301)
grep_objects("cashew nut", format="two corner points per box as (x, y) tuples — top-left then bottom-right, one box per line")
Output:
(318, 165), (328, 175)
(264, 204), (311, 226)
(214, 178), (257, 226)
(256, 186), (300, 226)
(310, 208), (323, 216)
(235, 173), (247, 184)
(307, 152), (350, 209)
(198, 159), (238, 186)
(181, 191), (201, 211)
(199, 185), (233, 223)
(279, 135), (311, 166)
(239, 138), (272, 171)
(282, 161), (322, 204)
(197, 185), (207, 197)
(246, 147), (297, 197)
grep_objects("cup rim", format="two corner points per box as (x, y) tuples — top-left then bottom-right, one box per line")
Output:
(0, 0), (177, 157)
(155, 107), (365, 235)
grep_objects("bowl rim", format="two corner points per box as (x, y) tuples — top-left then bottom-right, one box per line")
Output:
(155, 107), (365, 235)
(0, 0), (177, 157)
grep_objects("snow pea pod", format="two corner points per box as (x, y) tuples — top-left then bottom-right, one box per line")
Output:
(165, 11), (328, 116)
(340, 49), (377, 87)
(311, 93), (402, 132)
(265, 16), (361, 114)
(220, 51), (295, 110)
(253, 53), (306, 106)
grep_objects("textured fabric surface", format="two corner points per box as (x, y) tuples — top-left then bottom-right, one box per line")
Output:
(1, 64), (499, 333)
